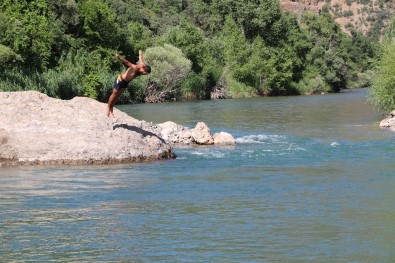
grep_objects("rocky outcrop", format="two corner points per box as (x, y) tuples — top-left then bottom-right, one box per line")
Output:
(0, 91), (176, 166)
(157, 121), (214, 145)
(157, 121), (235, 145)
(0, 91), (235, 167)
(157, 121), (193, 144)
(380, 110), (395, 131)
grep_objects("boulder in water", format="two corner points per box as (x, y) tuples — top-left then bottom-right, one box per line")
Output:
(380, 110), (395, 131)
(213, 132), (236, 145)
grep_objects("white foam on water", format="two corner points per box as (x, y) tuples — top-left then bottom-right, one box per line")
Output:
(175, 156), (187, 160)
(330, 142), (340, 147)
(235, 134), (287, 144)
(287, 143), (306, 151)
(189, 150), (227, 159)
(190, 151), (205, 156)
(177, 134), (309, 160)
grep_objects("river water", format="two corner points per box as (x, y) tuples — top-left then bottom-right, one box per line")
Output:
(1, 88), (395, 262)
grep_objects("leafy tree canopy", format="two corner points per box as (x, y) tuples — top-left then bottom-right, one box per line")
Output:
(0, 0), (380, 101)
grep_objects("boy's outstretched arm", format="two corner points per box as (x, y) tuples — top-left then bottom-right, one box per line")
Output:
(115, 54), (134, 68)
(138, 50), (145, 66)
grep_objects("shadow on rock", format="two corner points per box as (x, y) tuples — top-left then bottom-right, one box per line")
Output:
(113, 123), (166, 143)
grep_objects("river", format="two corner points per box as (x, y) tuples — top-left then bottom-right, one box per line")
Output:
(1, 88), (395, 262)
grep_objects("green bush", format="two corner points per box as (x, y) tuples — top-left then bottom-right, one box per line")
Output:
(0, 48), (117, 101)
(181, 72), (207, 100)
(296, 66), (331, 95)
(41, 69), (80, 99)
(227, 73), (256, 98)
(0, 67), (56, 96)
(56, 48), (117, 100)
(0, 44), (22, 69)
(143, 44), (192, 102)
(347, 70), (374, 89)
(369, 42), (395, 112)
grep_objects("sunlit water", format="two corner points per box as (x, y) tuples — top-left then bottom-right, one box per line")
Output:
(1, 88), (395, 262)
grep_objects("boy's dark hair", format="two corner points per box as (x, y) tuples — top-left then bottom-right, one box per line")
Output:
(143, 65), (151, 74)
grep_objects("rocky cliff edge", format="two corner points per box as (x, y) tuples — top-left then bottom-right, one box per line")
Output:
(0, 91), (235, 167)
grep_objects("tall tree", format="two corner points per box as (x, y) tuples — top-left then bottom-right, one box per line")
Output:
(221, 15), (249, 67)
(0, 0), (55, 70)
(302, 13), (351, 92)
(161, 17), (208, 72)
(77, 0), (120, 49)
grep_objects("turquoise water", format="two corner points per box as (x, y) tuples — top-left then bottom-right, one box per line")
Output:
(1, 88), (395, 262)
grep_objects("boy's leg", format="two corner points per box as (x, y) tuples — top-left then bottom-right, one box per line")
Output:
(106, 88), (125, 117)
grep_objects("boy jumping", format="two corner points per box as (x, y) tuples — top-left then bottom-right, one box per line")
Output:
(106, 50), (151, 117)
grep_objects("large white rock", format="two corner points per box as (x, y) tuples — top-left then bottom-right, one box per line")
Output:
(213, 132), (236, 145)
(190, 122), (214, 145)
(157, 121), (217, 145)
(0, 91), (236, 166)
(0, 91), (175, 166)
(157, 121), (193, 144)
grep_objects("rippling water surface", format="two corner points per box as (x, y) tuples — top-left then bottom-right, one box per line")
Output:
(1, 89), (395, 262)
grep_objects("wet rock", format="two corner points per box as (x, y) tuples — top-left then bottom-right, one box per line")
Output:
(157, 121), (193, 144)
(157, 121), (217, 145)
(190, 122), (214, 145)
(213, 132), (236, 145)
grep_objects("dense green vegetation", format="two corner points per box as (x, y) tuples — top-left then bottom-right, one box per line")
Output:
(0, 0), (379, 103)
(368, 16), (395, 113)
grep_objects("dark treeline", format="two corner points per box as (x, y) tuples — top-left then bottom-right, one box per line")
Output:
(0, 0), (379, 103)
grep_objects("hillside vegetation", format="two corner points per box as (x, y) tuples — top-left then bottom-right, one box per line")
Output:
(280, 0), (394, 39)
(0, 0), (385, 103)
(369, 16), (395, 112)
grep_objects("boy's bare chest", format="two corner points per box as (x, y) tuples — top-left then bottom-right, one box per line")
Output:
(122, 68), (138, 81)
